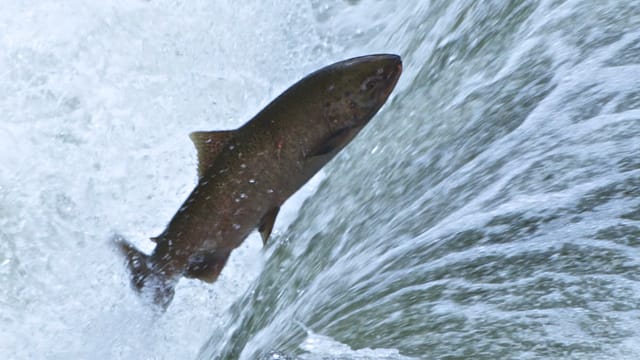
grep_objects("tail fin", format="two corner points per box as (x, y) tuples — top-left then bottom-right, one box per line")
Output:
(113, 235), (176, 311)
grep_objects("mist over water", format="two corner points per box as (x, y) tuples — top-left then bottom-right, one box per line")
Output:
(1, 1), (639, 359)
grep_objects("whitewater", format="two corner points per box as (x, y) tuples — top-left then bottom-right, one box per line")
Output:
(1, 1), (639, 359)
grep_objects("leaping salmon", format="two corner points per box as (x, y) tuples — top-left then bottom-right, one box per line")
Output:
(116, 54), (402, 310)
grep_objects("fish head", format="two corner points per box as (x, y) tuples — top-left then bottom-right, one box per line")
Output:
(297, 54), (401, 159)
(325, 54), (402, 129)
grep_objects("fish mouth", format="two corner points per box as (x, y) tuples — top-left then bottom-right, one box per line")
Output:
(377, 54), (402, 100)
(386, 55), (402, 91)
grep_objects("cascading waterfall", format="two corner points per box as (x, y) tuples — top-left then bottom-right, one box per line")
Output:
(1, 1), (639, 359)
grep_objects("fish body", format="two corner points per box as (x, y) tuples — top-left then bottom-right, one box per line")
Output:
(117, 54), (402, 309)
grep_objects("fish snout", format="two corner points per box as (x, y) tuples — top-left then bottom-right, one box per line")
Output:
(379, 55), (402, 99)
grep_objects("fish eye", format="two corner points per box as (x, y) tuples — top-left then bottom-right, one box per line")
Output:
(361, 76), (382, 92)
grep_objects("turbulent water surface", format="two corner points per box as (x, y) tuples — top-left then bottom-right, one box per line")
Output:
(1, 0), (639, 359)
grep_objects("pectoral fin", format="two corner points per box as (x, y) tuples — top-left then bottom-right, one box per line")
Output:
(185, 250), (231, 283)
(306, 127), (355, 158)
(258, 207), (280, 246)
(190, 130), (236, 177)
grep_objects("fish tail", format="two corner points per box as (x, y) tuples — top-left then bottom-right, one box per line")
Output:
(113, 235), (175, 311)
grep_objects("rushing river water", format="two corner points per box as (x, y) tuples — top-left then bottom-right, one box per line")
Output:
(1, 0), (639, 359)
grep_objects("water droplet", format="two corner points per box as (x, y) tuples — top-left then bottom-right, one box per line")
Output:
(267, 189), (274, 194)
(240, 163), (246, 169)
(232, 223), (241, 230)
(249, 179), (256, 184)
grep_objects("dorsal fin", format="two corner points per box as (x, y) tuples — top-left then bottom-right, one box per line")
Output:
(189, 130), (235, 177)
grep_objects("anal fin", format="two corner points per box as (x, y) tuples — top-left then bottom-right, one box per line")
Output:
(185, 251), (231, 283)
(258, 206), (280, 246)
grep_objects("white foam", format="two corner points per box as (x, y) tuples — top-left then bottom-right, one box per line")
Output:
(0, 0), (328, 358)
